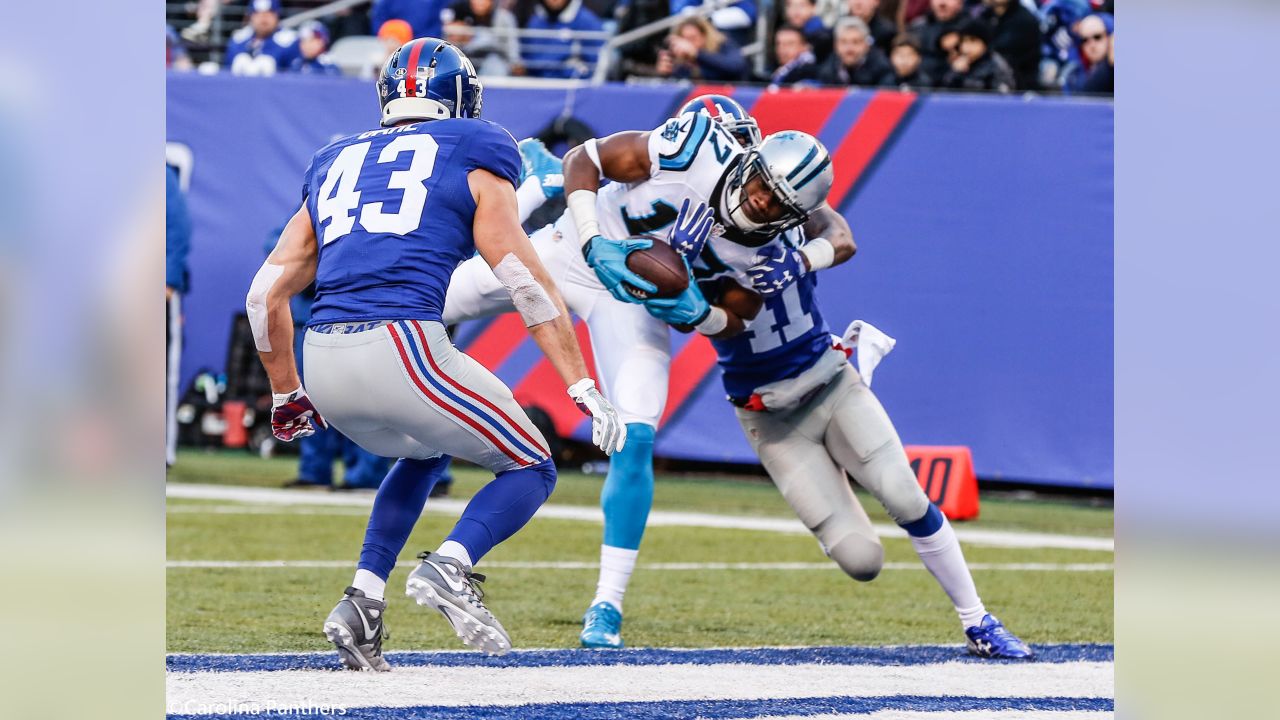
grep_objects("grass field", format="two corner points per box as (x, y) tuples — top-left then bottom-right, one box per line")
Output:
(167, 449), (1113, 655)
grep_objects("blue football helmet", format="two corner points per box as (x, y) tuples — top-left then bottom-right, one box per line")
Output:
(377, 38), (482, 126)
(680, 94), (761, 147)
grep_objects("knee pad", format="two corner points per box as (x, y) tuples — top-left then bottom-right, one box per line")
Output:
(826, 531), (885, 582)
(525, 457), (557, 496)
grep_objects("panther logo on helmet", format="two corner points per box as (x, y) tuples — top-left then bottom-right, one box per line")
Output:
(719, 131), (833, 242)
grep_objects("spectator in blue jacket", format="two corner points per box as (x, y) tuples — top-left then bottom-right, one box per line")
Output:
(653, 15), (748, 82)
(166, 167), (191, 468)
(225, 0), (301, 75)
(371, 0), (447, 41)
(289, 21), (343, 75)
(784, 0), (832, 61)
(521, 0), (605, 79)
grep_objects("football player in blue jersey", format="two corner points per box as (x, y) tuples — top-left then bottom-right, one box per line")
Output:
(224, 0), (301, 76)
(246, 39), (625, 671)
(659, 131), (1034, 659)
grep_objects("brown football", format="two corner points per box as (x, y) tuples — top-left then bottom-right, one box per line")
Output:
(624, 241), (689, 299)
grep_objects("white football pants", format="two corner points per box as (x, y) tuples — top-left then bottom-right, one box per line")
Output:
(443, 211), (671, 428)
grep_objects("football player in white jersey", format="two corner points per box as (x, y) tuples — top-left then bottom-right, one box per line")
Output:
(661, 131), (1034, 659)
(442, 96), (855, 648)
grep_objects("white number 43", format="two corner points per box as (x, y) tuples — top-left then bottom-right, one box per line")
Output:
(315, 134), (439, 244)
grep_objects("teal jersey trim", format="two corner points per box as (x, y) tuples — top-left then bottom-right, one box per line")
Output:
(659, 113), (711, 172)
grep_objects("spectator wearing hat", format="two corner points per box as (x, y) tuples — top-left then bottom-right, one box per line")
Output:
(521, 0), (606, 79)
(442, 0), (522, 76)
(784, 0), (833, 61)
(941, 17), (1014, 92)
(880, 33), (933, 89)
(648, 16), (749, 82)
(767, 25), (818, 86)
(910, 0), (968, 80)
(290, 21), (343, 75)
(225, 0), (301, 76)
(371, 0), (446, 41)
(844, 0), (896, 53)
(1073, 13), (1113, 94)
(815, 16), (893, 87)
(977, 0), (1039, 90)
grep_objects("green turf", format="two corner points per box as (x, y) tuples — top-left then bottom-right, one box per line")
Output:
(167, 453), (1112, 654)
(169, 449), (1113, 537)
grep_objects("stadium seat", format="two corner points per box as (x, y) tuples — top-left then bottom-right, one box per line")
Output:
(328, 35), (383, 77)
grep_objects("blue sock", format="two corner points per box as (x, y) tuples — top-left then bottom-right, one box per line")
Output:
(899, 503), (945, 538)
(446, 458), (557, 563)
(601, 423), (655, 550)
(357, 455), (451, 580)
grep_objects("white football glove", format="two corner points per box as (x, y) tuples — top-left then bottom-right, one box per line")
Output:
(567, 378), (626, 455)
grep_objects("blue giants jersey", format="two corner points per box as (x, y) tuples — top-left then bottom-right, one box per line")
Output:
(303, 119), (520, 326)
(706, 270), (834, 399)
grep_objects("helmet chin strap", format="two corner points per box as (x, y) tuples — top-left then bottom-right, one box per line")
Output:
(721, 177), (765, 234)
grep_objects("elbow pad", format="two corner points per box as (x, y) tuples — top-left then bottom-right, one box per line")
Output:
(246, 262), (284, 352)
(493, 254), (561, 327)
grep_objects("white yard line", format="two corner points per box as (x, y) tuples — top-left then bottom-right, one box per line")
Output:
(166, 483), (1114, 552)
(166, 559), (1113, 572)
(166, 660), (1114, 712)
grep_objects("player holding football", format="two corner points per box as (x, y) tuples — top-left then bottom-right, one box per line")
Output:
(442, 95), (856, 648)
(246, 39), (625, 671)
(658, 130), (1034, 659)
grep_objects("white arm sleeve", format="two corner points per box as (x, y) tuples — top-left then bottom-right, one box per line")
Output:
(515, 177), (545, 225)
(493, 253), (561, 327)
(246, 262), (284, 352)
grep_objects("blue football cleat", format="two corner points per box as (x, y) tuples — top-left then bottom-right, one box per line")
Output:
(965, 614), (1034, 659)
(518, 138), (564, 199)
(579, 602), (624, 649)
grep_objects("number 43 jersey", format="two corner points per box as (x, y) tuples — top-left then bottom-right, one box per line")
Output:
(695, 228), (836, 399)
(302, 119), (520, 327)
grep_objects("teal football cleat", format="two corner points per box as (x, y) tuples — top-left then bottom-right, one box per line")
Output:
(965, 614), (1034, 659)
(517, 138), (564, 199)
(579, 601), (624, 649)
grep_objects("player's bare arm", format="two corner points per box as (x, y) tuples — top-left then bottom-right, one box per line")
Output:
(470, 167), (626, 454)
(247, 203), (318, 393)
(563, 131), (658, 303)
(802, 204), (856, 269)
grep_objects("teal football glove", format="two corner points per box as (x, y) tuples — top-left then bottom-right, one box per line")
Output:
(517, 138), (564, 200)
(583, 235), (657, 304)
(644, 276), (711, 327)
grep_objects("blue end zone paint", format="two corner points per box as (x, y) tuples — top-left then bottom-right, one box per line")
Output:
(167, 643), (1113, 673)
(168, 694), (1114, 719)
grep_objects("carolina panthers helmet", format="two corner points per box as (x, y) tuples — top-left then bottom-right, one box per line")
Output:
(377, 38), (482, 126)
(721, 131), (833, 239)
(680, 94), (761, 147)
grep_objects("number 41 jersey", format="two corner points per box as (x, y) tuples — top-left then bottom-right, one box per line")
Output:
(302, 119), (520, 327)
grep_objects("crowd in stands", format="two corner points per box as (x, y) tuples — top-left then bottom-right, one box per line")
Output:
(167, 0), (1113, 95)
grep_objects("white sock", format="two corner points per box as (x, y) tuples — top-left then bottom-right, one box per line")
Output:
(352, 568), (386, 602)
(591, 545), (638, 612)
(435, 540), (474, 569)
(909, 517), (987, 629)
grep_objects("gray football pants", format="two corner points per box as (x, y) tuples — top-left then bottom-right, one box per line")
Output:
(735, 364), (930, 581)
(303, 320), (550, 474)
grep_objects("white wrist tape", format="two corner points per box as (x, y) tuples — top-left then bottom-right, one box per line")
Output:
(246, 262), (285, 352)
(567, 189), (601, 248)
(582, 138), (604, 177)
(272, 385), (304, 406)
(800, 237), (836, 272)
(515, 177), (545, 225)
(494, 253), (561, 327)
(695, 306), (729, 336)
